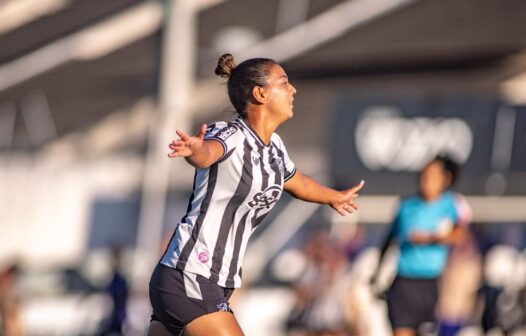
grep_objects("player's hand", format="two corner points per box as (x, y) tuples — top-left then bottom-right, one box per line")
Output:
(409, 230), (436, 244)
(168, 124), (207, 158)
(330, 180), (364, 216)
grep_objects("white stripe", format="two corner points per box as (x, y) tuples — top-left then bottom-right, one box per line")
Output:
(183, 271), (203, 300)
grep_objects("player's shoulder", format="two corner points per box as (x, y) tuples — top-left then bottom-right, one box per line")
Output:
(207, 120), (239, 131)
(206, 120), (244, 141)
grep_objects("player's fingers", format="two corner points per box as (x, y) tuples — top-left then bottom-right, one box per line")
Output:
(168, 147), (191, 158)
(349, 201), (359, 211)
(176, 129), (190, 141)
(197, 124), (207, 139)
(335, 206), (346, 216)
(342, 192), (360, 203)
(349, 180), (365, 194)
(347, 202), (357, 212)
(169, 140), (185, 149)
(343, 204), (354, 214)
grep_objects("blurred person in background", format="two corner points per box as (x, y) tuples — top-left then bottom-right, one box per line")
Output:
(147, 53), (365, 336)
(435, 192), (481, 336)
(371, 155), (467, 336)
(0, 263), (23, 336)
(477, 244), (526, 335)
(99, 246), (129, 335)
(286, 230), (351, 336)
(436, 230), (482, 336)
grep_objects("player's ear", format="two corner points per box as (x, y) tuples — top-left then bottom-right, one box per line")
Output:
(252, 85), (267, 104)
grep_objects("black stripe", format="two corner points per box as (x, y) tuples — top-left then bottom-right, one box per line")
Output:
(226, 144), (267, 285)
(180, 172), (198, 224)
(236, 118), (265, 150)
(176, 165), (219, 270)
(225, 210), (250, 287)
(217, 147), (235, 164)
(270, 145), (284, 186)
(284, 167), (297, 182)
(206, 122), (217, 132)
(260, 147), (269, 190)
(274, 144), (296, 181)
(273, 144), (287, 185)
(209, 139), (254, 282)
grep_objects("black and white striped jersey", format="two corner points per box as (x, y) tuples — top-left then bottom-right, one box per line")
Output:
(160, 117), (296, 288)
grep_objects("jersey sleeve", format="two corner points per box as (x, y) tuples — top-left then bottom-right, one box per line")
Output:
(204, 122), (243, 161)
(272, 133), (296, 182)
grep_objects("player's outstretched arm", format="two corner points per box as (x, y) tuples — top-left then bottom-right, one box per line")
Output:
(284, 171), (364, 216)
(168, 124), (224, 168)
(409, 225), (466, 245)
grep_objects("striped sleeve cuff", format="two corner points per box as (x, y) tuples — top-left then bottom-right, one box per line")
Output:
(284, 167), (297, 182)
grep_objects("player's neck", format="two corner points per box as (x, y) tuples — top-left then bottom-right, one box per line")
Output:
(245, 110), (279, 145)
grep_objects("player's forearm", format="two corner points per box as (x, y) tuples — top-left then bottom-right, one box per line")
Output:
(184, 142), (216, 168)
(435, 226), (466, 245)
(287, 173), (339, 204)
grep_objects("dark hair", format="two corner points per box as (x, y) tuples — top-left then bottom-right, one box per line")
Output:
(214, 53), (277, 118)
(432, 155), (460, 186)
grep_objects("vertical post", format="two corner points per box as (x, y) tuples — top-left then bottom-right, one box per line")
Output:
(133, 0), (195, 287)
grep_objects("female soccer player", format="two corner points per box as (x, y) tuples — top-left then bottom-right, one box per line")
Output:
(372, 156), (467, 336)
(147, 54), (365, 336)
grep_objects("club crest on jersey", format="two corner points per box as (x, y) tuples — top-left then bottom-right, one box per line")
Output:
(247, 185), (281, 209)
(252, 156), (260, 165)
(217, 126), (237, 141)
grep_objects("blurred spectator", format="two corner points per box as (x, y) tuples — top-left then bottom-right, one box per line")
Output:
(286, 230), (351, 336)
(436, 231), (482, 336)
(372, 155), (468, 336)
(99, 247), (129, 335)
(436, 193), (482, 336)
(477, 244), (526, 335)
(0, 262), (23, 336)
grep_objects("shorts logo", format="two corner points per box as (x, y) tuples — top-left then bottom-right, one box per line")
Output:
(198, 251), (209, 263)
(247, 185), (281, 209)
(217, 302), (229, 312)
(217, 126), (237, 141)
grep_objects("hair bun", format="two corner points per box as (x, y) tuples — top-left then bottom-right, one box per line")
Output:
(215, 53), (236, 78)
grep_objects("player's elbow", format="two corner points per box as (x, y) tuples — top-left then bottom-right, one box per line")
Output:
(185, 157), (211, 169)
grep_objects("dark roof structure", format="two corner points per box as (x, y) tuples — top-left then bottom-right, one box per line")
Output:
(0, 0), (525, 152)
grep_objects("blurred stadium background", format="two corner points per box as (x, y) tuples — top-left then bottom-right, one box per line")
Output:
(0, 0), (525, 335)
